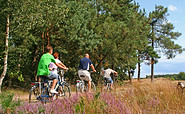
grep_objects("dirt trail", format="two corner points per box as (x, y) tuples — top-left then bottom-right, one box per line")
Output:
(14, 78), (181, 101)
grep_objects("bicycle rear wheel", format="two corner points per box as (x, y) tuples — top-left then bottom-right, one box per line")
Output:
(101, 82), (107, 91)
(40, 87), (50, 103)
(29, 85), (40, 103)
(76, 82), (84, 93)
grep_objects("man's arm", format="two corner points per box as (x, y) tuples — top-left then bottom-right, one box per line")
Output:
(90, 64), (96, 72)
(111, 69), (118, 76)
(114, 71), (118, 76)
(102, 70), (105, 74)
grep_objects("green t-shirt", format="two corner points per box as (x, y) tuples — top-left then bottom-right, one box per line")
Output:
(37, 53), (56, 76)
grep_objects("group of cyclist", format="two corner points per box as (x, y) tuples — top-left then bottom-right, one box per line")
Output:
(37, 45), (118, 94)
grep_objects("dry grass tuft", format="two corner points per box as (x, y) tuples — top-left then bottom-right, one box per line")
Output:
(115, 78), (185, 113)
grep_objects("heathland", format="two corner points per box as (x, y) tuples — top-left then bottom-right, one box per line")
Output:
(1, 78), (185, 113)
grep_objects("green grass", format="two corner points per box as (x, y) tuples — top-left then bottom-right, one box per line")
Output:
(0, 91), (22, 113)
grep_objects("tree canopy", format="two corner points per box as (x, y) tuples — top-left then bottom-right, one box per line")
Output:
(0, 0), (183, 89)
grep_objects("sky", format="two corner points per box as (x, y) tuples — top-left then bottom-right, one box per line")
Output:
(133, 0), (185, 78)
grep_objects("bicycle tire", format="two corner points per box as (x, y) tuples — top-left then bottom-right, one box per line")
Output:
(41, 87), (50, 103)
(29, 85), (40, 103)
(76, 82), (84, 93)
(62, 83), (71, 97)
(101, 82), (107, 91)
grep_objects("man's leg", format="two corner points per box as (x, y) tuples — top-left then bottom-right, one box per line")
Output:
(109, 78), (114, 89)
(88, 80), (91, 92)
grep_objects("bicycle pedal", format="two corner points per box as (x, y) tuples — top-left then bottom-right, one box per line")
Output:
(36, 96), (41, 100)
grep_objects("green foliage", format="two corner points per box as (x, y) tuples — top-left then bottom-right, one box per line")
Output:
(0, 91), (21, 113)
(75, 97), (85, 113)
(149, 5), (183, 59)
(177, 72), (185, 80)
(0, 0), (183, 89)
(146, 72), (185, 80)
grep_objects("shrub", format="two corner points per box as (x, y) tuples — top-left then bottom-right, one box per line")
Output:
(0, 91), (21, 113)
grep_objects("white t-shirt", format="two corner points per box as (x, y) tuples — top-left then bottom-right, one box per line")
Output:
(103, 68), (115, 78)
(49, 59), (62, 74)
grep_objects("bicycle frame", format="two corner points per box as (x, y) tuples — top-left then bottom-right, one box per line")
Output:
(76, 71), (96, 93)
(29, 69), (71, 103)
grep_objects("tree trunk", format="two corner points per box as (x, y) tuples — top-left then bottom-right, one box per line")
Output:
(138, 55), (141, 81)
(151, 24), (154, 82)
(0, 14), (9, 93)
(151, 57), (154, 82)
(98, 54), (102, 86)
(128, 71), (132, 83)
(46, 28), (50, 46)
(42, 31), (45, 54)
(8, 77), (12, 88)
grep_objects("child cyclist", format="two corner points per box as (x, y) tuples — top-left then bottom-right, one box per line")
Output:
(37, 46), (68, 94)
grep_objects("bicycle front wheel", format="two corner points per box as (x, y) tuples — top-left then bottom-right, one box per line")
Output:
(101, 82), (107, 91)
(29, 86), (40, 103)
(62, 83), (71, 97)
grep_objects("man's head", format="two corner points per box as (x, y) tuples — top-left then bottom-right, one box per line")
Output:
(85, 53), (89, 59)
(45, 45), (53, 54)
(53, 52), (59, 59)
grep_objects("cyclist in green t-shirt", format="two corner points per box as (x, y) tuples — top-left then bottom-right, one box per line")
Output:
(37, 46), (68, 94)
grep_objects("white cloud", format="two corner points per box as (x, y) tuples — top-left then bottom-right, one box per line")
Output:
(168, 5), (178, 11)
(158, 53), (185, 63)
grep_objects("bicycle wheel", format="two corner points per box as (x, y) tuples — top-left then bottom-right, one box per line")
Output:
(91, 82), (96, 92)
(29, 85), (40, 103)
(41, 87), (50, 103)
(112, 83), (116, 91)
(62, 83), (71, 97)
(101, 82), (107, 91)
(76, 82), (84, 93)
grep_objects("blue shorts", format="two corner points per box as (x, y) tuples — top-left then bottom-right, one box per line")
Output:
(49, 72), (59, 80)
(103, 77), (113, 83)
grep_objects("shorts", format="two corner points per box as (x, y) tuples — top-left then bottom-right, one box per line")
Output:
(78, 70), (92, 81)
(103, 77), (113, 83)
(38, 72), (59, 83)
(48, 71), (59, 80)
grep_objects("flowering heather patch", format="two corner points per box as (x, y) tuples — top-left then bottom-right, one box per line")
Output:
(15, 79), (185, 113)
(100, 92), (132, 114)
(15, 94), (81, 114)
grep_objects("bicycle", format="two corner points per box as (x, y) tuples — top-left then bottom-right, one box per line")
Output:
(76, 71), (96, 93)
(57, 68), (71, 97)
(101, 75), (117, 91)
(29, 69), (71, 103)
(29, 76), (56, 103)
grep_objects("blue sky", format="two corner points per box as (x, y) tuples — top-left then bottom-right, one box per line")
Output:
(133, 0), (185, 78)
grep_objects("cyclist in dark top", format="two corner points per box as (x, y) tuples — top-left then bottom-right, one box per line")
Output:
(78, 53), (96, 92)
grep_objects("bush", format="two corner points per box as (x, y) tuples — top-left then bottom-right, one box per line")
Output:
(0, 91), (21, 113)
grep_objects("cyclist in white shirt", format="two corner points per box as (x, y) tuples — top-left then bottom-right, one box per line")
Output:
(49, 53), (68, 95)
(49, 52), (68, 74)
(102, 68), (118, 90)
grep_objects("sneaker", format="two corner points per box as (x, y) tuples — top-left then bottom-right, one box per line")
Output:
(50, 89), (58, 94)
(60, 93), (65, 97)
